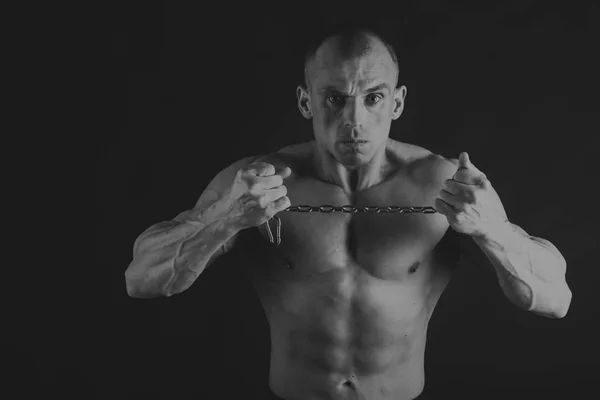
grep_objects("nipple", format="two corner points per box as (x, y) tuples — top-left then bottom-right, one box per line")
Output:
(408, 261), (421, 274)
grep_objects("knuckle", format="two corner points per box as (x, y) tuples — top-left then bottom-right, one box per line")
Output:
(263, 206), (275, 218)
(278, 196), (290, 209)
(240, 172), (254, 183)
(236, 169), (249, 181)
(258, 196), (268, 208)
(257, 162), (274, 175)
(248, 180), (262, 194)
(461, 191), (471, 202)
(247, 183), (257, 195)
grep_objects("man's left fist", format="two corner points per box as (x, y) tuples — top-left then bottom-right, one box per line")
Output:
(434, 152), (509, 238)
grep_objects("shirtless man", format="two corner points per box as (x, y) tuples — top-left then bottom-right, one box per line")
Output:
(125, 24), (572, 400)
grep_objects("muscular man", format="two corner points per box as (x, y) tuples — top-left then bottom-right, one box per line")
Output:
(125, 23), (572, 400)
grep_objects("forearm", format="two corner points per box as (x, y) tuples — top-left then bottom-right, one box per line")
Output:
(125, 202), (240, 298)
(473, 221), (571, 318)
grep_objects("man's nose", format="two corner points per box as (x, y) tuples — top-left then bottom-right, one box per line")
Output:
(342, 98), (365, 128)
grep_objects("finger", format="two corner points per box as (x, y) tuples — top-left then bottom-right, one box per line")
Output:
(261, 185), (288, 204)
(455, 152), (481, 175)
(249, 162), (276, 177)
(438, 189), (461, 208)
(458, 152), (470, 168)
(256, 174), (285, 190)
(269, 195), (291, 214)
(257, 166), (293, 189)
(277, 167), (292, 179)
(434, 197), (455, 216)
(457, 152), (485, 173)
(446, 179), (481, 203)
(445, 179), (477, 195)
(452, 169), (487, 186)
(480, 178), (491, 190)
(443, 179), (462, 195)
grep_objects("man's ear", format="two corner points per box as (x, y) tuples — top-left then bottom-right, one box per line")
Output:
(297, 85), (312, 119)
(391, 85), (407, 120)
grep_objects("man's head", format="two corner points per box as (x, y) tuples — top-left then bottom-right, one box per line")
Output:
(297, 22), (407, 169)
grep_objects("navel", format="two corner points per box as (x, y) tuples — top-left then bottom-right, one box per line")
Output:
(338, 373), (357, 390)
(283, 259), (294, 270)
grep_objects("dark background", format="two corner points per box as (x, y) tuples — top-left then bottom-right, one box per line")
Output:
(84, 1), (600, 399)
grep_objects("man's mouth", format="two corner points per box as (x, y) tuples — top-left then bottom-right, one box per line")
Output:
(340, 140), (368, 144)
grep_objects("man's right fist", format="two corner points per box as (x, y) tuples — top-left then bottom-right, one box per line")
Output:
(223, 162), (292, 230)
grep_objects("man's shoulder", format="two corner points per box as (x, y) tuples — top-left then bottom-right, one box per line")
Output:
(389, 140), (459, 185)
(219, 142), (308, 177)
(201, 155), (260, 197)
(254, 141), (314, 177)
(416, 152), (459, 187)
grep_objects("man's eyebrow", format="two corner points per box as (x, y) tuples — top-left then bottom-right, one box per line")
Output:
(319, 85), (343, 95)
(319, 83), (390, 95)
(365, 83), (390, 93)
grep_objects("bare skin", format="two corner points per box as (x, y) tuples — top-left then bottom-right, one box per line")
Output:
(126, 26), (572, 398)
(126, 34), (468, 400)
(245, 140), (458, 400)
(244, 35), (452, 399)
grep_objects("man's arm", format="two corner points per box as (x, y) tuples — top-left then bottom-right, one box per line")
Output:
(471, 221), (572, 318)
(437, 156), (572, 318)
(125, 156), (257, 298)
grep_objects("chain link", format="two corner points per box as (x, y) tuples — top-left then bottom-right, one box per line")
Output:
(264, 204), (437, 246)
(283, 205), (437, 214)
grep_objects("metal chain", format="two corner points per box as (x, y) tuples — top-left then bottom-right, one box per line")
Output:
(265, 205), (437, 246)
(283, 205), (437, 214)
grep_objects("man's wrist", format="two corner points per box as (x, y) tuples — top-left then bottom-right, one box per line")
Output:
(180, 206), (241, 237)
(219, 215), (243, 238)
(474, 218), (513, 247)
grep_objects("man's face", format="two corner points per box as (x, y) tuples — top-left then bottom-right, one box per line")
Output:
(298, 37), (407, 169)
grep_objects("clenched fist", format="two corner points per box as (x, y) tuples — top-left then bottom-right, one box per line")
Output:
(223, 162), (292, 230)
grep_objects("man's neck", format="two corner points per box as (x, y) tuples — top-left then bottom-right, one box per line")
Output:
(311, 140), (391, 194)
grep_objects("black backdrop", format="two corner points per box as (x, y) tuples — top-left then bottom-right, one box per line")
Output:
(95, 1), (600, 399)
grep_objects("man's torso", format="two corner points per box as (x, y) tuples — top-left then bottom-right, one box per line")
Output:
(236, 139), (461, 400)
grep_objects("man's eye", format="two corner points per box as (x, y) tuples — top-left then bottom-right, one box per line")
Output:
(365, 94), (383, 106)
(327, 95), (345, 105)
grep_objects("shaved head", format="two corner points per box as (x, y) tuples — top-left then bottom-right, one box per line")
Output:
(303, 24), (400, 91)
(295, 21), (408, 172)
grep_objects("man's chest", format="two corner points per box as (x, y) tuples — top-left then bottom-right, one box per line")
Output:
(254, 175), (451, 280)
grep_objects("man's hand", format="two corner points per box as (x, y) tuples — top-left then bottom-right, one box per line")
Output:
(434, 152), (509, 239)
(223, 162), (292, 230)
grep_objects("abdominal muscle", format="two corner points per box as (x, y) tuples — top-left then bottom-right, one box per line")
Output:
(250, 258), (446, 400)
